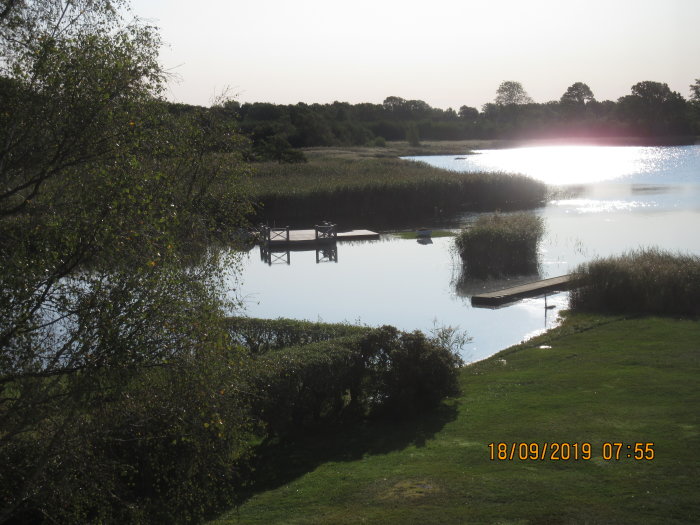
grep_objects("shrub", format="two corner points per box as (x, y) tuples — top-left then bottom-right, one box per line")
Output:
(358, 326), (463, 416)
(455, 212), (544, 278)
(570, 248), (700, 315)
(406, 123), (421, 147)
(95, 351), (257, 523)
(1, 346), (257, 525)
(245, 324), (464, 434)
(247, 337), (360, 434)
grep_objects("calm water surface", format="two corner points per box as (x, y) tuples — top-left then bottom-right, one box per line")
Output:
(231, 145), (700, 362)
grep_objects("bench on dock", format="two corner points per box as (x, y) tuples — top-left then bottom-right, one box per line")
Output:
(314, 222), (337, 241)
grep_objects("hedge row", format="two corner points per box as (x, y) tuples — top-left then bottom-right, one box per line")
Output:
(247, 325), (464, 435)
(4, 320), (463, 524)
(224, 316), (368, 355)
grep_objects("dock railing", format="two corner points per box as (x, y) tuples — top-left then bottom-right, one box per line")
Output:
(315, 222), (337, 241)
(261, 225), (290, 243)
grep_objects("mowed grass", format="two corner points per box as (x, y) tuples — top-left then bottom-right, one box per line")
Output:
(210, 314), (700, 524)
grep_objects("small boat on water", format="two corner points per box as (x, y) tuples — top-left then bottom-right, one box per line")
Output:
(416, 228), (432, 238)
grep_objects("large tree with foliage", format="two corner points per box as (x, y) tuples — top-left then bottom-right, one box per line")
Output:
(560, 82), (595, 105)
(617, 81), (690, 136)
(0, 1), (252, 521)
(494, 80), (533, 106)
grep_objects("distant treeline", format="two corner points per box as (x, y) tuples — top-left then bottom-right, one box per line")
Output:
(167, 80), (700, 161)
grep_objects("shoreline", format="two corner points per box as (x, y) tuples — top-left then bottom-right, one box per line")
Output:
(301, 136), (699, 160)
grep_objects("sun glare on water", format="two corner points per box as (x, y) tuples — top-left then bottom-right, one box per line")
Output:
(472, 146), (645, 185)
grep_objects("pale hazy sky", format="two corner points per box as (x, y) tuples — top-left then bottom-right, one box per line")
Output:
(128, 0), (700, 110)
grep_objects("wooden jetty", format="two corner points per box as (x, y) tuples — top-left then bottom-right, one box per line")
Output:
(260, 223), (380, 247)
(471, 274), (576, 307)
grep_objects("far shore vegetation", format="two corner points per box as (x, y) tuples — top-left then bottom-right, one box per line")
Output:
(194, 80), (700, 164)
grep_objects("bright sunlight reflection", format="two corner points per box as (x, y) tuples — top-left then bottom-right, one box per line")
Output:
(470, 146), (647, 185)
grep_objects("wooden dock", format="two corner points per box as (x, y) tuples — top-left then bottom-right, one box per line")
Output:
(471, 274), (576, 307)
(260, 224), (379, 247)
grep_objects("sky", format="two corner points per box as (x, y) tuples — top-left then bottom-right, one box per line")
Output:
(128, 0), (700, 110)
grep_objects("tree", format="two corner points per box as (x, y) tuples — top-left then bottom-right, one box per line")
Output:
(406, 122), (421, 146)
(690, 78), (700, 103)
(0, 1), (252, 520)
(617, 81), (690, 136)
(560, 82), (596, 105)
(382, 96), (433, 120)
(458, 105), (479, 120)
(494, 81), (533, 105)
(383, 95), (408, 114)
(689, 78), (700, 134)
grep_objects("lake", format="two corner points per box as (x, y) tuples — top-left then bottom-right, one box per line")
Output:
(231, 145), (700, 363)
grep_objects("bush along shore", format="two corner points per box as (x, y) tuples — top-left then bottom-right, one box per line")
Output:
(247, 156), (547, 225)
(1, 318), (463, 523)
(455, 212), (545, 279)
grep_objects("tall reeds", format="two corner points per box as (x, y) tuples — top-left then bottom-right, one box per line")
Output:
(570, 248), (700, 315)
(455, 213), (544, 278)
(249, 157), (546, 224)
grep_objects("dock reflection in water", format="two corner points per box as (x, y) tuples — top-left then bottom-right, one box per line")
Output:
(259, 243), (339, 265)
(258, 225), (378, 265)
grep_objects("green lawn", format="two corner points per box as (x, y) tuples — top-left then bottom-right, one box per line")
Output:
(211, 314), (700, 524)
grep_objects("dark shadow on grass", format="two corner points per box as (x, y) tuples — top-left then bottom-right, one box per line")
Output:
(232, 401), (459, 508)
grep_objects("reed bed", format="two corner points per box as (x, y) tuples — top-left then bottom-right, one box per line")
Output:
(248, 157), (546, 223)
(570, 248), (700, 315)
(455, 212), (544, 278)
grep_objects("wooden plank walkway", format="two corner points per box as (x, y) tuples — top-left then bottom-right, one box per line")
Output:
(264, 229), (379, 246)
(471, 274), (576, 307)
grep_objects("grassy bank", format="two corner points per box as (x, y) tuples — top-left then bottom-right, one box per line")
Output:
(211, 313), (700, 524)
(249, 152), (546, 225)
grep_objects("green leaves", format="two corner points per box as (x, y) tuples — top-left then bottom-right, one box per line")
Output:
(1, 2), (253, 522)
